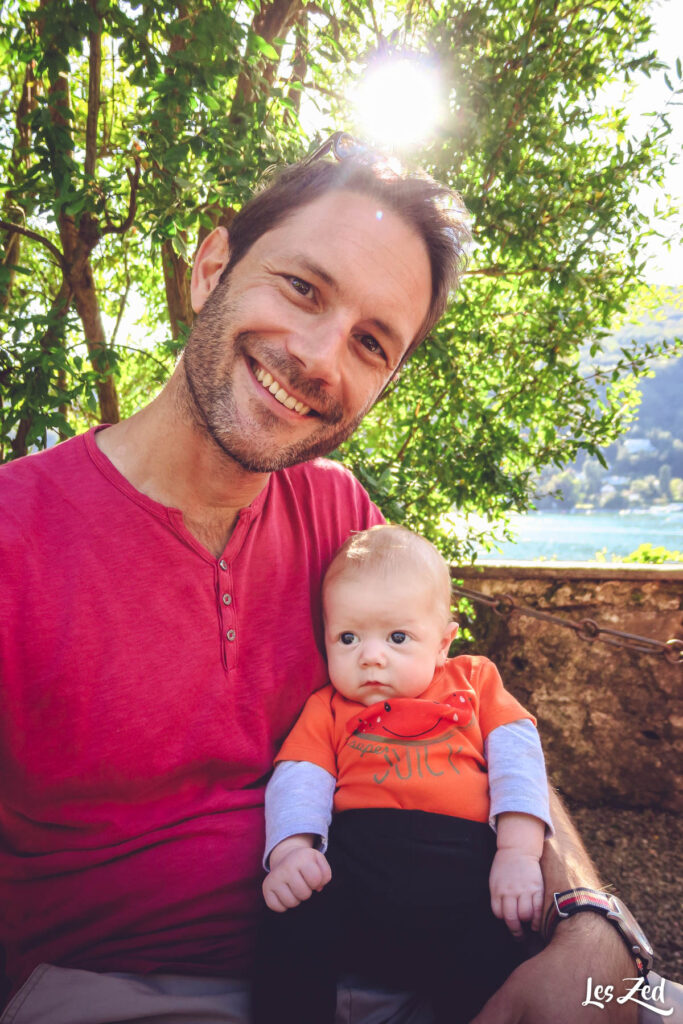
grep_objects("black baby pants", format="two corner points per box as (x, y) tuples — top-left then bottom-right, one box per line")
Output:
(252, 808), (536, 1024)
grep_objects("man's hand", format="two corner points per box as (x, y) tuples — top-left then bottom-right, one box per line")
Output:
(471, 893), (639, 1024)
(490, 848), (544, 937)
(263, 836), (331, 913)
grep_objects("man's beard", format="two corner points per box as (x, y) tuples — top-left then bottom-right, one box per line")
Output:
(181, 280), (371, 473)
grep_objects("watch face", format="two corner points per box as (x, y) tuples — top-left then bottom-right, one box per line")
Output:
(609, 896), (655, 960)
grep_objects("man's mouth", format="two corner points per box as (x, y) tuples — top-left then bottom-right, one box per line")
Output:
(253, 363), (313, 416)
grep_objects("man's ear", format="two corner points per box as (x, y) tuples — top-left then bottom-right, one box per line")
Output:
(191, 227), (230, 313)
(437, 621), (459, 665)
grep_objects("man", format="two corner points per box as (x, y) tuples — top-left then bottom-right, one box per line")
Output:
(0, 143), (662, 1023)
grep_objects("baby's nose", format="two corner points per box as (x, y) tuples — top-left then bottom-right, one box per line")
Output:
(359, 641), (386, 665)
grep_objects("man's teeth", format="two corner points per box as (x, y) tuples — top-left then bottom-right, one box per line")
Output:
(254, 366), (311, 415)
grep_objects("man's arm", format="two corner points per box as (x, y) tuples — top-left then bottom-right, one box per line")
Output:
(471, 789), (639, 1024)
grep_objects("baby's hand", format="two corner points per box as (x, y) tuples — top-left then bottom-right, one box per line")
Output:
(263, 843), (331, 913)
(489, 847), (544, 938)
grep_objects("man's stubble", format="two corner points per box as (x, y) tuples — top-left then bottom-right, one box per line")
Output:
(181, 276), (372, 473)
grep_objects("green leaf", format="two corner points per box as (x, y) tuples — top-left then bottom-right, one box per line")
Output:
(249, 33), (279, 60)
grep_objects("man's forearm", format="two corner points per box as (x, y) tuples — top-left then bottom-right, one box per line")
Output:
(541, 788), (639, 1018)
(471, 788), (641, 1023)
(541, 787), (602, 911)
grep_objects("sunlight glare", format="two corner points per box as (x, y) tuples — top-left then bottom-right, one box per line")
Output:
(353, 59), (443, 148)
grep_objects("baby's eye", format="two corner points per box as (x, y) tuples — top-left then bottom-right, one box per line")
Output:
(389, 631), (407, 644)
(289, 276), (311, 296)
(340, 632), (356, 645)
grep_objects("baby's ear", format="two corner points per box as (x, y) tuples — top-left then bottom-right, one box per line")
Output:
(437, 621), (459, 664)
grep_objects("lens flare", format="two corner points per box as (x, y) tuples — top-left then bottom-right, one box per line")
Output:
(353, 58), (443, 148)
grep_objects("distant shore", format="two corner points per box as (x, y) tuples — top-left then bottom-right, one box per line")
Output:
(475, 507), (683, 562)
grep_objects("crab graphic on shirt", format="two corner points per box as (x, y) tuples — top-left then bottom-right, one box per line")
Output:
(347, 691), (475, 740)
(344, 691), (481, 785)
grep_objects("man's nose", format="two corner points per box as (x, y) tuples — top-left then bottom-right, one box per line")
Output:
(285, 314), (347, 388)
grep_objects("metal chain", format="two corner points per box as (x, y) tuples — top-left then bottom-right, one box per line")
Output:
(451, 585), (683, 665)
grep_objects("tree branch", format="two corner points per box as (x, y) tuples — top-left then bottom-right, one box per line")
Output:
(110, 252), (131, 346)
(1, 61), (39, 311)
(464, 262), (557, 278)
(394, 386), (451, 467)
(100, 155), (141, 237)
(84, 3), (101, 179)
(9, 278), (73, 459)
(229, 0), (304, 118)
(481, 0), (545, 196)
(0, 219), (66, 269)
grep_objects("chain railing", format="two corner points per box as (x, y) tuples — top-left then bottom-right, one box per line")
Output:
(451, 584), (683, 665)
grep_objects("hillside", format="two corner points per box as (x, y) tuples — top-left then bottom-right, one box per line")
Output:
(536, 292), (683, 510)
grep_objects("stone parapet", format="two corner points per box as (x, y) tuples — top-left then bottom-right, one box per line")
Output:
(452, 562), (683, 811)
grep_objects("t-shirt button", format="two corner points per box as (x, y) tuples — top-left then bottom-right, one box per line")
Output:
(218, 558), (228, 571)
(226, 629), (236, 642)
(222, 593), (232, 606)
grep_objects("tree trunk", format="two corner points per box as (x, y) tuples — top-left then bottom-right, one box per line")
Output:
(43, 11), (120, 423)
(1, 63), (38, 312)
(230, 0), (304, 117)
(162, 238), (193, 341)
(286, 13), (308, 119)
(156, 3), (195, 341)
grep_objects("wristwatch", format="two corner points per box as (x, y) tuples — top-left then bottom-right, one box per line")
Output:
(544, 888), (654, 979)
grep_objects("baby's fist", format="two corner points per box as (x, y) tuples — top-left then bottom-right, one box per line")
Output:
(490, 848), (544, 937)
(263, 846), (331, 913)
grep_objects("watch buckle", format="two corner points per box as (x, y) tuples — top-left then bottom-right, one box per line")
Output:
(553, 892), (570, 918)
(605, 899), (622, 926)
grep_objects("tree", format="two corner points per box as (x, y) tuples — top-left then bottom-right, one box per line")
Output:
(1, 0), (681, 557)
(335, 0), (682, 556)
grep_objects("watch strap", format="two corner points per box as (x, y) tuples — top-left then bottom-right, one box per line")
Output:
(544, 887), (613, 940)
(544, 887), (649, 979)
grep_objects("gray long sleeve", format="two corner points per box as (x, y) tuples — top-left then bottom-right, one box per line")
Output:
(264, 759), (335, 867)
(485, 718), (553, 835)
(265, 719), (552, 867)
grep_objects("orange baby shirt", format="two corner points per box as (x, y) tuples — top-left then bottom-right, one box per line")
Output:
(275, 655), (535, 824)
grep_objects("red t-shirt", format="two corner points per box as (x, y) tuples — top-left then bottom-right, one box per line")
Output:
(276, 658), (534, 823)
(0, 428), (382, 992)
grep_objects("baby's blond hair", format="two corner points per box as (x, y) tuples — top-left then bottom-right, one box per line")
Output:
(323, 525), (453, 625)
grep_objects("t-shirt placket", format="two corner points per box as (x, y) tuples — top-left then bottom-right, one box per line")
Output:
(215, 506), (259, 672)
(217, 555), (238, 671)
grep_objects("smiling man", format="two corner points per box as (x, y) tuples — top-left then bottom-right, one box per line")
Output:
(181, 188), (431, 480)
(0, 146), (655, 1023)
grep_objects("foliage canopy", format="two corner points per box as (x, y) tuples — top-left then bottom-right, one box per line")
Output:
(1, 0), (681, 557)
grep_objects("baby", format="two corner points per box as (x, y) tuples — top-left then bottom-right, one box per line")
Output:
(252, 525), (552, 1024)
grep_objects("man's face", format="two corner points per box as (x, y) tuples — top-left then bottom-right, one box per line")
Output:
(182, 189), (431, 472)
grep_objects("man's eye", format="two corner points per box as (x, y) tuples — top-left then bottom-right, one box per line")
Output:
(359, 335), (385, 358)
(289, 276), (311, 296)
(340, 632), (356, 645)
(390, 631), (407, 644)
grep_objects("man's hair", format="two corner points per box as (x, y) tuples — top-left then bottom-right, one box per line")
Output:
(222, 157), (471, 361)
(323, 524), (453, 624)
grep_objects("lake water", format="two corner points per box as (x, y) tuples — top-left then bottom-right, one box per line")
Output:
(474, 507), (683, 562)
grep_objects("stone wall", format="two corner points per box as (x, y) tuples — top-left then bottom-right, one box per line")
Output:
(451, 562), (683, 812)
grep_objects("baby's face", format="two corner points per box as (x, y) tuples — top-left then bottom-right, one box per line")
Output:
(323, 571), (456, 706)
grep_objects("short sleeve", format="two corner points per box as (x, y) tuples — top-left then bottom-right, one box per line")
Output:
(473, 657), (535, 740)
(274, 686), (339, 777)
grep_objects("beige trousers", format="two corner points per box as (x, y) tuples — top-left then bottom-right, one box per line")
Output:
(1, 964), (680, 1024)
(0, 965), (429, 1024)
